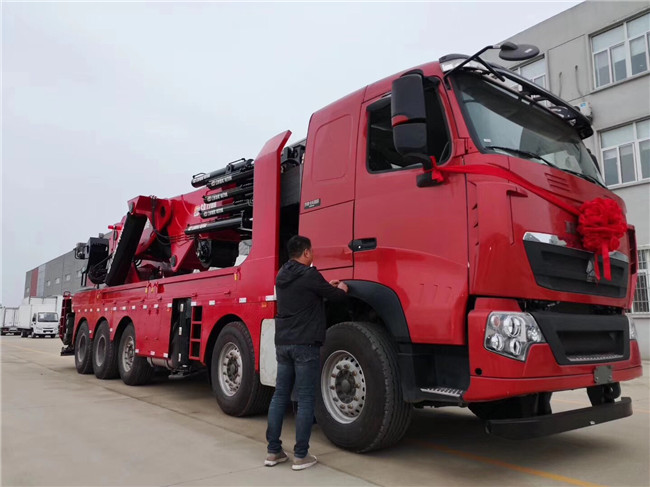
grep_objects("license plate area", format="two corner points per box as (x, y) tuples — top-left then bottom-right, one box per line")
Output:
(594, 365), (613, 384)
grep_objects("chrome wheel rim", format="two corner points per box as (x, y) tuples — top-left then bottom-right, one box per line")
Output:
(321, 350), (366, 424)
(77, 334), (87, 362)
(96, 334), (106, 367)
(122, 335), (135, 373)
(218, 342), (242, 397)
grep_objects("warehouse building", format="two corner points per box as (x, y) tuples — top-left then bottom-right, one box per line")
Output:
(24, 248), (89, 299)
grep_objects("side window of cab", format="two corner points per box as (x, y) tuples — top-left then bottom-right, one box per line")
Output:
(367, 83), (451, 173)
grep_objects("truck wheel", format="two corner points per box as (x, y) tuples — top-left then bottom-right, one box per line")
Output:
(75, 321), (94, 374)
(21, 330), (28, 338)
(118, 324), (154, 385)
(315, 322), (412, 452)
(92, 321), (119, 380)
(211, 321), (272, 416)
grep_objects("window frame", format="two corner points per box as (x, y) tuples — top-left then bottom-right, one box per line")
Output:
(512, 56), (548, 89)
(599, 118), (650, 186)
(591, 12), (650, 89)
(632, 247), (650, 314)
(365, 83), (452, 175)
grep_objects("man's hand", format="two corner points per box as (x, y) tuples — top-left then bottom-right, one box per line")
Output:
(337, 282), (349, 293)
(329, 280), (340, 287)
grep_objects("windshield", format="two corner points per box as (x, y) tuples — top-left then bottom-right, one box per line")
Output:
(453, 72), (604, 185)
(38, 312), (58, 322)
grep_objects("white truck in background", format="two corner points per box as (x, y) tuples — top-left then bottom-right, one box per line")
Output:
(1, 307), (20, 336)
(17, 296), (63, 338)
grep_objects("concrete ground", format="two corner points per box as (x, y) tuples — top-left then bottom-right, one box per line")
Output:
(1, 335), (649, 487)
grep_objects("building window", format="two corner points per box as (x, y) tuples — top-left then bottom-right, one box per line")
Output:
(65, 274), (71, 282)
(592, 12), (650, 88)
(55, 277), (61, 284)
(46, 280), (51, 287)
(633, 249), (650, 313)
(514, 57), (547, 88)
(600, 119), (650, 186)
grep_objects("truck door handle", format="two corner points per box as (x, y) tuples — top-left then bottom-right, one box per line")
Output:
(348, 238), (377, 252)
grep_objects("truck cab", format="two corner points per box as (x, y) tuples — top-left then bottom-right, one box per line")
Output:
(30, 312), (59, 338)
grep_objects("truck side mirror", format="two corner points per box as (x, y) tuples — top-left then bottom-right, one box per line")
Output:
(391, 74), (429, 158)
(391, 74), (442, 187)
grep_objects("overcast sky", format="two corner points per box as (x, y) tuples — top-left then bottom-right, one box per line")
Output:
(1, 1), (581, 306)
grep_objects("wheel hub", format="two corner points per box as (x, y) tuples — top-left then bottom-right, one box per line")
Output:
(321, 351), (366, 424)
(77, 335), (87, 361)
(122, 336), (135, 372)
(218, 342), (242, 397)
(96, 336), (106, 367)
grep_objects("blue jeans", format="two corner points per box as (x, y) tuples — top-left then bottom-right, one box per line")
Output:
(266, 344), (320, 459)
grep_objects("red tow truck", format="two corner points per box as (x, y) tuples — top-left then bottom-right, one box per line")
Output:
(60, 43), (642, 451)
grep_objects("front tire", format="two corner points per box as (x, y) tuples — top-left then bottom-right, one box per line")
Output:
(74, 321), (94, 374)
(118, 323), (154, 385)
(92, 320), (119, 379)
(211, 321), (272, 416)
(315, 322), (412, 452)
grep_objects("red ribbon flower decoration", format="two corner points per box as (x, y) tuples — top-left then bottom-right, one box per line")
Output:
(577, 198), (627, 281)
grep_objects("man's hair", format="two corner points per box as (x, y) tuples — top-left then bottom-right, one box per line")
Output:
(287, 235), (312, 259)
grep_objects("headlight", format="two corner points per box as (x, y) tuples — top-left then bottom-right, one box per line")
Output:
(485, 312), (545, 361)
(627, 315), (638, 341)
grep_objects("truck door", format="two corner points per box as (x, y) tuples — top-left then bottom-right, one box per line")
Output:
(299, 89), (365, 275)
(353, 84), (469, 345)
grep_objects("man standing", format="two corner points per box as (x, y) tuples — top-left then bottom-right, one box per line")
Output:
(265, 235), (348, 470)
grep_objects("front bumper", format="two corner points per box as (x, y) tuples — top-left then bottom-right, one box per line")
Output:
(486, 396), (633, 440)
(464, 298), (643, 402)
(34, 328), (57, 335)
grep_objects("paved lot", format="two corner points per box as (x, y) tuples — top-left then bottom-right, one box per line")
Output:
(1, 335), (649, 487)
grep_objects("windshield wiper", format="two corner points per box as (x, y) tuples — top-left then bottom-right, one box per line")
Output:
(485, 145), (606, 188)
(485, 145), (561, 169)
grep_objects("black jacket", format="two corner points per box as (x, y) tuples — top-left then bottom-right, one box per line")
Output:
(274, 260), (347, 346)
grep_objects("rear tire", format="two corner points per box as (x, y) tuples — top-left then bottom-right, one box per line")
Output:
(74, 321), (94, 374)
(118, 324), (154, 385)
(315, 322), (412, 452)
(211, 321), (272, 416)
(92, 321), (119, 379)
